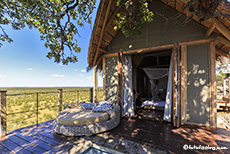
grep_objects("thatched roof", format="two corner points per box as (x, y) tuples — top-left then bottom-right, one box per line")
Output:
(87, 0), (230, 70)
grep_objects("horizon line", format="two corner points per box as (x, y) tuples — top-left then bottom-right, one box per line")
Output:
(0, 86), (103, 88)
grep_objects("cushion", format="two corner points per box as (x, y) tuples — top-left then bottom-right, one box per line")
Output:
(81, 103), (97, 110)
(55, 109), (109, 126)
(99, 100), (114, 105)
(64, 102), (84, 109)
(93, 103), (112, 112)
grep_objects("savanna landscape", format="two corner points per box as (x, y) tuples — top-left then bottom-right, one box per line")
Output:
(0, 87), (103, 132)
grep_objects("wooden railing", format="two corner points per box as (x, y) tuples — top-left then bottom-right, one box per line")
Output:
(0, 88), (103, 137)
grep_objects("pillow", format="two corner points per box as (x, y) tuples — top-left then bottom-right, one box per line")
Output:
(98, 100), (114, 106)
(93, 103), (112, 112)
(81, 103), (97, 110)
(64, 102), (84, 109)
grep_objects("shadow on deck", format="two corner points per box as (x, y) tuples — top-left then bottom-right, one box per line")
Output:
(0, 117), (229, 154)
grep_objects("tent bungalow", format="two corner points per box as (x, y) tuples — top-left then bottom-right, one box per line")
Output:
(87, 0), (230, 128)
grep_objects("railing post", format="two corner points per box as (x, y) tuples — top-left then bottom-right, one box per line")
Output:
(58, 89), (63, 112)
(36, 93), (39, 127)
(224, 79), (227, 97)
(0, 91), (7, 137)
(94, 67), (98, 103)
(77, 90), (79, 102)
(90, 88), (93, 102)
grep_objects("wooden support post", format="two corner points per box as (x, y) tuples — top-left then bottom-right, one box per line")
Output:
(177, 44), (181, 127)
(181, 45), (188, 123)
(172, 42), (181, 127)
(224, 79), (227, 97)
(122, 55), (125, 111)
(209, 41), (217, 128)
(36, 93), (39, 127)
(94, 67), (98, 103)
(172, 45), (177, 127)
(0, 91), (7, 137)
(118, 50), (123, 117)
(133, 68), (137, 111)
(229, 78), (230, 96)
(90, 88), (93, 102)
(58, 89), (63, 112)
(103, 56), (107, 100)
(156, 56), (160, 66)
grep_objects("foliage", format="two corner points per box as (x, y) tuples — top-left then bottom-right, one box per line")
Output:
(0, 0), (154, 64)
(115, 0), (153, 37)
(1, 0), (229, 64)
(0, 0), (96, 65)
(216, 71), (225, 86)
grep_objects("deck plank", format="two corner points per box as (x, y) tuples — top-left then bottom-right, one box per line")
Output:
(39, 120), (54, 128)
(0, 143), (14, 154)
(21, 129), (65, 145)
(13, 131), (54, 151)
(18, 129), (61, 146)
(0, 137), (32, 154)
(23, 127), (68, 144)
(7, 134), (47, 153)
(0, 118), (229, 154)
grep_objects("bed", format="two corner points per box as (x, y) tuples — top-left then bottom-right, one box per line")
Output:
(54, 102), (120, 136)
(141, 99), (166, 111)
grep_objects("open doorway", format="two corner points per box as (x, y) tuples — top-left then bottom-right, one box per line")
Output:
(132, 50), (172, 121)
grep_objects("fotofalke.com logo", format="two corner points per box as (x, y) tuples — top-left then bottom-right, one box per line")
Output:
(183, 144), (228, 151)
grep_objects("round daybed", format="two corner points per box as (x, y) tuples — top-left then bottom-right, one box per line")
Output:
(53, 104), (120, 136)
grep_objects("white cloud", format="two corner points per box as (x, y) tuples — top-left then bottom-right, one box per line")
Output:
(26, 68), (33, 71)
(81, 69), (86, 72)
(0, 75), (6, 78)
(50, 74), (64, 77)
(74, 69), (78, 72)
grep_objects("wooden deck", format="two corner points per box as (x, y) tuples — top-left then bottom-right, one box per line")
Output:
(0, 117), (230, 154)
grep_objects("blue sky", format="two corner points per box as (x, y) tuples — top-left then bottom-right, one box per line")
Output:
(0, 3), (102, 87)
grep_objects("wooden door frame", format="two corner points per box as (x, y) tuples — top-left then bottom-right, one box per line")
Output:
(209, 40), (217, 128)
(101, 38), (216, 127)
(172, 42), (181, 127)
(118, 50), (124, 117)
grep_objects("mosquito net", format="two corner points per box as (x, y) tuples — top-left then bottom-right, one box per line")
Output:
(143, 68), (169, 100)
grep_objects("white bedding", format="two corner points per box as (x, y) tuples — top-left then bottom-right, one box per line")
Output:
(141, 99), (166, 108)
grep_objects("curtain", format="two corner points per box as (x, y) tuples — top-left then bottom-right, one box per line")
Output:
(143, 68), (169, 100)
(123, 55), (134, 117)
(163, 54), (173, 122)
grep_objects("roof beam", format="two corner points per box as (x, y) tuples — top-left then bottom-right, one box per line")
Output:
(104, 39), (213, 57)
(208, 17), (230, 41)
(99, 47), (107, 53)
(95, 6), (121, 55)
(206, 23), (216, 37)
(216, 36), (230, 46)
(104, 6), (121, 33)
(216, 48), (230, 57)
(93, 0), (112, 66)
